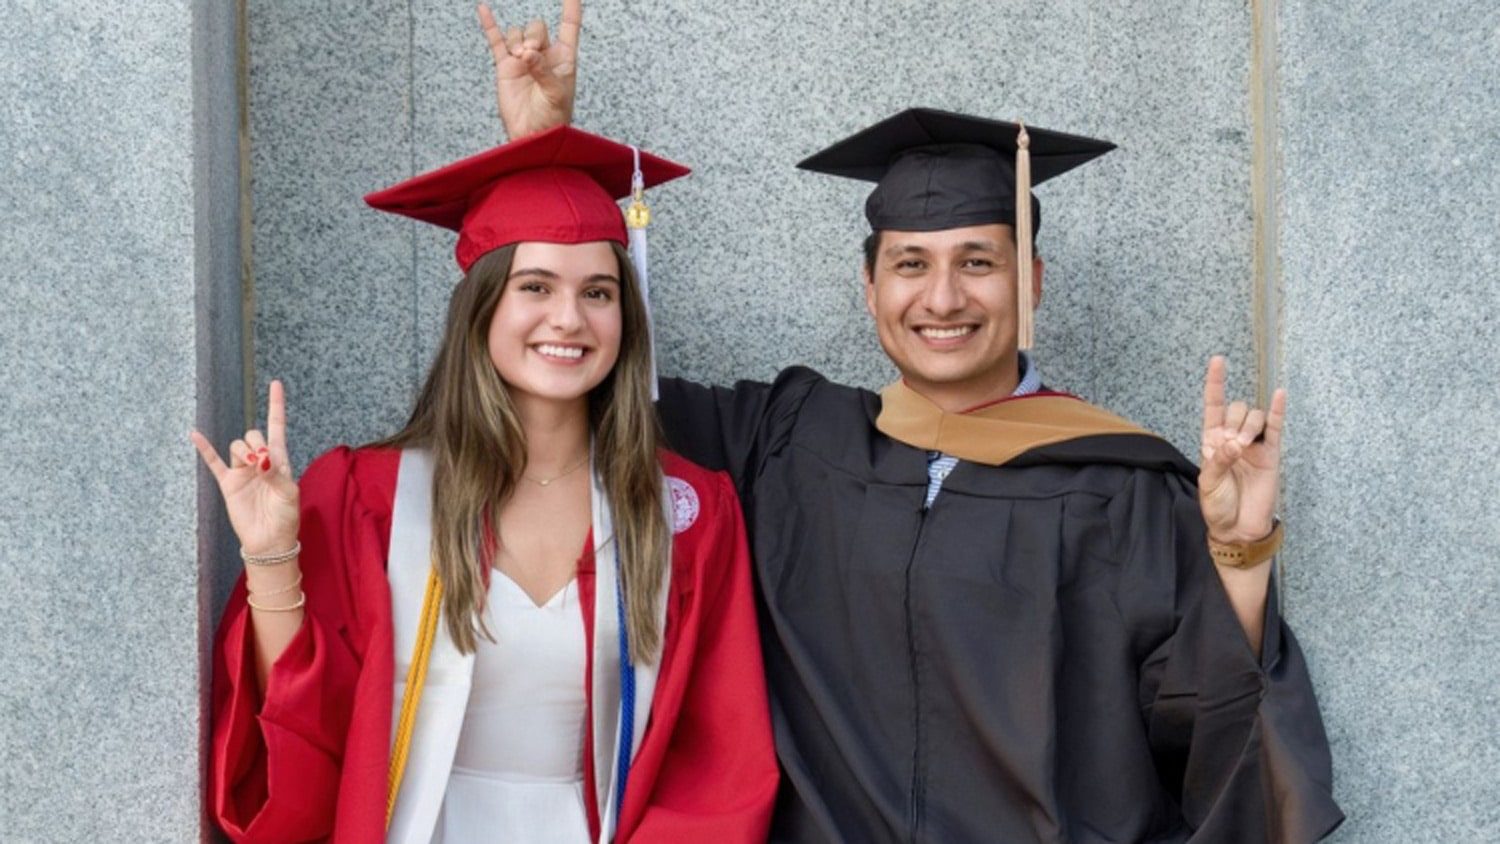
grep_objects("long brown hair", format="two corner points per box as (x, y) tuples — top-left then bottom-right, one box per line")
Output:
(377, 242), (668, 661)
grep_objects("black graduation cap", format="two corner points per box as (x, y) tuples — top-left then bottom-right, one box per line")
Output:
(796, 107), (1115, 235)
(797, 108), (1116, 350)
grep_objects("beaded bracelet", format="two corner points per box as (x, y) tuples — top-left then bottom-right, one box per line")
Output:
(241, 541), (301, 567)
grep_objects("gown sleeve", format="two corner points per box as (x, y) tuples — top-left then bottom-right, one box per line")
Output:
(1118, 470), (1345, 843)
(622, 469), (779, 842)
(655, 368), (819, 493)
(210, 447), (388, 843)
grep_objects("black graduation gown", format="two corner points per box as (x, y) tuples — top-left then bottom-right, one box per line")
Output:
(658, 367), (1342, 844)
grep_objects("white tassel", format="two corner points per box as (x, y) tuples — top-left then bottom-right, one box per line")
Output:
(625, 146), (658, 400)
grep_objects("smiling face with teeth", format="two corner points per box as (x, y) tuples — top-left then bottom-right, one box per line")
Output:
(487, 240), (624, 412)
(863, 223), (1043, 413)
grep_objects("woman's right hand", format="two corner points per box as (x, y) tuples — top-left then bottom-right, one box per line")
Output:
(190, 379), (300, 559)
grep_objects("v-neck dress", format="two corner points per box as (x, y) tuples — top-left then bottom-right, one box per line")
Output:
(435, 571), (590, 842)
(209, 447), (779, 843)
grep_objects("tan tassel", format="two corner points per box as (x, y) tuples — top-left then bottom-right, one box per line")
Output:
(1015, 121), (1034, 350)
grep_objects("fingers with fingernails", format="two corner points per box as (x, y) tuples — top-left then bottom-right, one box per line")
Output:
(478, 1), (582, 138)
(1199, 357), (1288, 478)
(190, 379), (294, 482)
(524, 18), (549, 51)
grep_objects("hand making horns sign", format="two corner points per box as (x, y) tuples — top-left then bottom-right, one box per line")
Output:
(189, 379), (300, 561)
(478, 0), (582, 139)
(1198, 356), (1285, 546)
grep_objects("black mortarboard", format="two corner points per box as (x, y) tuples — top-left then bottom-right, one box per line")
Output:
(797, 107), (1114, 235)
(797, 108), (1116, 349)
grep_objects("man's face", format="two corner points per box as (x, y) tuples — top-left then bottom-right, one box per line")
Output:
(863, 224), (1042, 412)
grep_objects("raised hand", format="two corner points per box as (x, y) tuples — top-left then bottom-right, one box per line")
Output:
(479, 0), (581, 140)
(1198, 356), (1283, 545)
(190, 379), (300, 558)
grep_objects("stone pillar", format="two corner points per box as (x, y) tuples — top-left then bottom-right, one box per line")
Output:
(0, 2), (243, 840)
(1277, 1), (1500, 840)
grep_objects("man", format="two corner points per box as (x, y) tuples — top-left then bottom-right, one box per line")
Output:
(479, 4), (1341, 841)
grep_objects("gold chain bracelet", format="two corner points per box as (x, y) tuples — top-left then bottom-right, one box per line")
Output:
(246, 592), (307, 612)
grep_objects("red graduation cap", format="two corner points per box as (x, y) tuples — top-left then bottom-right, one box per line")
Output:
(365, 125), (691, 271)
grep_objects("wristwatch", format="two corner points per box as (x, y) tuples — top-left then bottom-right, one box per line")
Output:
(1208, 519), (1283, 569)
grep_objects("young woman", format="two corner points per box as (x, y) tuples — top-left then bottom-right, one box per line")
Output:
(192, 126), (777, 843)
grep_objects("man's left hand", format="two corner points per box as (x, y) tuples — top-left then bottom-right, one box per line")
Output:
(479, 0), (581, 140)
(1198, 355), (1284, 544)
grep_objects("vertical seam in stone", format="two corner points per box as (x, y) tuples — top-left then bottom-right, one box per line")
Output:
(407, 1), (421, 392)
(1251, 0), (1287, 601)
(193, 6), (214, 837)
(1084, 4), (1099, 403)
(238, 0), (255, 431)
(1251, 0), (1280, 408)
(198, 0), (252, 834)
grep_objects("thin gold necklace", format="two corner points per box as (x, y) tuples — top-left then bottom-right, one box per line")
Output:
(523, 454), (589, 487)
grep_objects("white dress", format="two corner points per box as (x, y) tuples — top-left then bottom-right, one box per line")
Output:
(435, 572), (591, 843)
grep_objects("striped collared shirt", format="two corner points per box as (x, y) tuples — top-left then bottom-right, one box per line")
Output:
(924, 352), (1042, 508)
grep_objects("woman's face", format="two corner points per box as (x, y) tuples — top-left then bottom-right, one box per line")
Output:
(487, 240), (624, 410)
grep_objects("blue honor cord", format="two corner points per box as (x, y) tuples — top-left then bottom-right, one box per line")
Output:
(612, 535), (635, 830)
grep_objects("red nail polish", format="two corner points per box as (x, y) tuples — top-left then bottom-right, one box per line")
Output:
(260, 458), (271, 472)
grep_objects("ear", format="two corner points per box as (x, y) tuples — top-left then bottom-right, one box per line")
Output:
(1031, 256), (1044, 308)
(862, 264), (877, 318)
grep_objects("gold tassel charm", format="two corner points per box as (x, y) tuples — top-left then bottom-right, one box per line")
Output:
(626, 143), (651, 231)
(625, 183), (651, 230)
(624, 146), (659, 399)
(1015, 121), (1034, 351)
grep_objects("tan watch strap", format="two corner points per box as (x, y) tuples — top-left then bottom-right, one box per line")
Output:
(1208, 519), (1284, 569)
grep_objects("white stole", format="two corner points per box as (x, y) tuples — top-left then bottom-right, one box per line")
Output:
(589, 456), (669, 842)
(385, 448), (669, 844)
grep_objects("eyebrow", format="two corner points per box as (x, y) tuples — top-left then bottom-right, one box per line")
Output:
(882, 243), (930, 258)
(956, 240), (1005, 253)
(507, 267), (559, 280)
(882, 240), (1006, 257)
(507, 268), (621, 284)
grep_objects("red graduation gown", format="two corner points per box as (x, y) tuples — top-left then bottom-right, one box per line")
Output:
(210, 446), (777, 842)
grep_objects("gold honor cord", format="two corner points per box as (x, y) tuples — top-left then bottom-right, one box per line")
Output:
(386, 567), (443, 828)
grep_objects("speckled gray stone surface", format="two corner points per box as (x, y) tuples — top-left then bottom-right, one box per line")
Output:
(253, 0), (1259, 465)
(39, 0), (1500, 838)
(247, 0), (420, 467)
(0, 2), (226, 841)
(1277, 1), (1500, 840)
(591, 0), (1262, 457)
(236, 0), (1498, 838)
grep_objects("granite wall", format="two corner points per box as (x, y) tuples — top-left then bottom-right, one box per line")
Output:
(0, 0), (243, 841)
(243, 2), (1500, 841)
(1276, 1), (1500, 839)
(1, 0), (1493, 839)
(252, 0), (1263, 467)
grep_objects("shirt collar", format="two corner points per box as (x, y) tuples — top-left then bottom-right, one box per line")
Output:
(1013, 350), (1041, 397)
